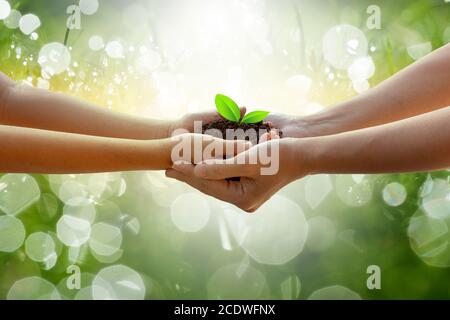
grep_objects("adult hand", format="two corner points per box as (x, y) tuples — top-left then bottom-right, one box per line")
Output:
(166, 137), (308, 212)
(266, 112), (327, 138)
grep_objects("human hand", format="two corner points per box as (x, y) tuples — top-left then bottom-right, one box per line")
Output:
(169, 107), (247, 135)
(166, 137), (309, 212)
(266, 112), (325, 138)
(167, 133), (252, 166)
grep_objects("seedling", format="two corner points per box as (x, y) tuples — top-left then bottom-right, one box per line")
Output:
(215, 94), (269, 124)
(202, 93), (280, 145)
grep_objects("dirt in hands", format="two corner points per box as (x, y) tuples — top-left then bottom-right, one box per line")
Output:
(202, 118), (283, 144)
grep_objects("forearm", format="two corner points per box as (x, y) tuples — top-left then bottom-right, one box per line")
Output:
(301, 107), (450, 175)
(0, 125), (173, 174)
(0, 73), (172, 139)
(301, 44), (450, 137)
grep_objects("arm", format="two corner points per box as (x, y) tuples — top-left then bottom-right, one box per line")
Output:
(0, 125), (247, 174)
(269, 44), (450, 138)
(0, 72), (219, 139)
(0, 125), (172, 173)
(167, 107), (450, 212)
(302, 106), (450, 174)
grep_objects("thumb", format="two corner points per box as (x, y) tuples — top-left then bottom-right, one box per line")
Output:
(194, 158), (259, 180)
(203, 137), (252, 160)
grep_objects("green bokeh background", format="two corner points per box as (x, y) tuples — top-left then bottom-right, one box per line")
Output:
(0, 0), (450, 300)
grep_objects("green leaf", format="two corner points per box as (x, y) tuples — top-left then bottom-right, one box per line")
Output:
(241, 111), (270, 124)
(215, 94), (241, 122)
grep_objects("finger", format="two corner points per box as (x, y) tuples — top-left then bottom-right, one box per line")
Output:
(165, 168), (237, 204)
(260, 130), (280, 143)
(260, 130), (279, 143)
(201, 110), (222, 123)
(268, 130), (281, 140)
(219, 138), (252, 158)
(202, 136), (252, 160)
(194, 159), (260, 180)
(260, 132), (270, 143)
(179, 134), (252, 163)
(167, 166), (260, 211)
(171, 162), (196, 176)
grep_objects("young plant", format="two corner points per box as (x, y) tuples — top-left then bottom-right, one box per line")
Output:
(215, 94), (269, 124)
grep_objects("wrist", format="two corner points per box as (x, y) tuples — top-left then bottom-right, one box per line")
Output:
(156, 119), (176, 139)
(299, 107), (347, 137)
(288, 137), (324, 177)
(165, 116), (191, 138)
(139, 138), (174, 170)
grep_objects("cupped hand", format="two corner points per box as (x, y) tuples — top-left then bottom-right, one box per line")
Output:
(170, 107), (247, 135)
(265, 112), (310, 138)
(169, 133), (252, 165)
(166, 137), (307, 212)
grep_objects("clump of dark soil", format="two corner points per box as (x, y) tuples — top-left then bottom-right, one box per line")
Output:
(202, 118), (282, 144)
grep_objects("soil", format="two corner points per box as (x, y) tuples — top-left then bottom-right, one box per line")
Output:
(202, 118), (282, 144)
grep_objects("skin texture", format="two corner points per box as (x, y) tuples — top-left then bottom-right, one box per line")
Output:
(168, 44), (450, 212)
(0, 72), (225, 139)
(0, 72), (248, 173)
(0, 128), (249, 174)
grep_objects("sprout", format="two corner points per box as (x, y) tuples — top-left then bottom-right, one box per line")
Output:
(215, 94), (269, 124)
